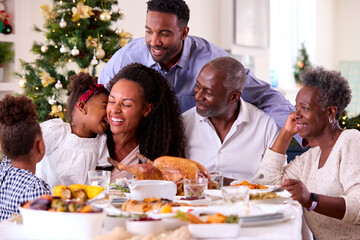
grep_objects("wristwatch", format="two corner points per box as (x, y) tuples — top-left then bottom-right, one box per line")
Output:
(306, 192), (318, 211)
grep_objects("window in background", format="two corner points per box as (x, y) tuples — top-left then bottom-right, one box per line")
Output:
(269, 0), (316, 104)
(339, 61), (360, 116)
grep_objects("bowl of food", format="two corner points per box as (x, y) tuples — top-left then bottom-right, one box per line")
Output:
(104, 212), (135, 232)
(20, 195), (104, 240)
(147, 205), (187, 230)
(128, 180), (177, 201)
(125, 216), (165, 235)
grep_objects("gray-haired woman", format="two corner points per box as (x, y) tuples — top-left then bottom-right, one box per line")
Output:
(256, 66), (360, 239)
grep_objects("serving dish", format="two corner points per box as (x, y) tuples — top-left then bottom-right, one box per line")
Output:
(147, 211), (188, 230)
(129, 180), (177, 200)
(206, 188), (292, 205)
(125, 218), (165, 235)
(250, 188), (292, 204)
(19, 207), (105, 239)
(103, 212), (134, 232)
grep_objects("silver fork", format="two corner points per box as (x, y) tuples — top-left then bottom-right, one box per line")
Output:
(252, 173), (264, 183)
(270, 186), (285, 193)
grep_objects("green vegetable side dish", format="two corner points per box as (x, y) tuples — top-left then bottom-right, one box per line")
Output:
(225, 214), (241, 223)
(109, 183), (130, 193)
(175, 210), (188, 221)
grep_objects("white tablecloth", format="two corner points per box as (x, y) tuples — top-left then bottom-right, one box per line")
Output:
(0, 202), (308, 240)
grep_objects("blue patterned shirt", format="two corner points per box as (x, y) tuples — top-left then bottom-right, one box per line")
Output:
(0, 156), (51, 221)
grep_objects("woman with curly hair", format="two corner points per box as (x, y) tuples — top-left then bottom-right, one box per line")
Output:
(0, 95), (51, 221)
(256, 66), (360, 239)
(106, 63), (186, 180)
(36, 72), (111, 189)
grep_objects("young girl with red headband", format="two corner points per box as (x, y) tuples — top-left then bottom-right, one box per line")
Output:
(36, 73), (110, 189)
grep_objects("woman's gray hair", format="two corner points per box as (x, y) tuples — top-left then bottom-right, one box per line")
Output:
(300, 66), (352, 119)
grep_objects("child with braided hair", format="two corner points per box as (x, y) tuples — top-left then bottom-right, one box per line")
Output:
(0, 95), (51, 221)
(36, 72), (111, 189)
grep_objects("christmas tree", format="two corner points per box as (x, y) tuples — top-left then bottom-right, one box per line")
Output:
(293, 42), (311, 85)
(16, 0), (131, 122)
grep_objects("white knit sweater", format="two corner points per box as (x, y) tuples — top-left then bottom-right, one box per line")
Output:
(256, 129), (360, 240)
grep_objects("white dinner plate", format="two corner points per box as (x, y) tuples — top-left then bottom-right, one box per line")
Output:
(242, 203), (298, 227)
(241, 212), (295, 227)
(250, 197), (291, 205)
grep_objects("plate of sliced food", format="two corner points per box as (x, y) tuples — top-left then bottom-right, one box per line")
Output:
(231, 180), (273, 190)
(250, 191), (291, 204)
(121, 197), (191, 214)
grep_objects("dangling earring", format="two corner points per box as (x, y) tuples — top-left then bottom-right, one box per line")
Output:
(329, 118), (333, 124)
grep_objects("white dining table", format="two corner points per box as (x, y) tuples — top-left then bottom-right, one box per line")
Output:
(0, 201), (310, 240)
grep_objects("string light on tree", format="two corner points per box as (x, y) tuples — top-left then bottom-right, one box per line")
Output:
(118, 9), (125, 16)
(99, 11), (111, 21)
(115, 28), (121, 35)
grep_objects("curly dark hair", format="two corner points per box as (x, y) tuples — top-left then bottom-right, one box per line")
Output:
(147, 0), (190, 28)
(0, 94), (41, 159)
(300, 66), (352, 120)
(67, 72), (108, 122)
(107, 63), (186, 160)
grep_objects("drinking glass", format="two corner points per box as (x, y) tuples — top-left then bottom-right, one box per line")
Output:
(183, 178), (208, 199)
(221, 185), (249, 206)
(88, 170), (111, 191)
(210, 170), (224, 189)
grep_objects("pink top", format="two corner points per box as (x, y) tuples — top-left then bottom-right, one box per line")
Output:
(110, 145), (140, 182)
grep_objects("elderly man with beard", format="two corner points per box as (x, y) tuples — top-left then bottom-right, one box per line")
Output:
(182, 57), (280, 185)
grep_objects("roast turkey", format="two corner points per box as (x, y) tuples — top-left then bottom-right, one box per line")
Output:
(107, 154), (217, 194)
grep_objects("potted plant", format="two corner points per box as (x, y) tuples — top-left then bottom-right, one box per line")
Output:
(0, 42), (15, 82)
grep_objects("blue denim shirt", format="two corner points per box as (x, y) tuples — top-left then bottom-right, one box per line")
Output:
(99, 35), (299, 143)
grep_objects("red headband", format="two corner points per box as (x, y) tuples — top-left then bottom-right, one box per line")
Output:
(77, 83), (107, 104)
